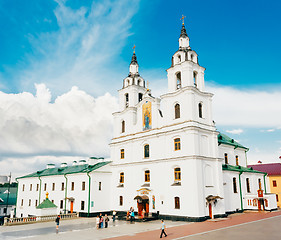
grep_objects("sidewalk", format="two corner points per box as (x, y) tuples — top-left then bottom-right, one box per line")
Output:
(106, 210), (281, 240)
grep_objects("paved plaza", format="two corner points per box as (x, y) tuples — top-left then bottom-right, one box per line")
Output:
(1, 210), (281, 240)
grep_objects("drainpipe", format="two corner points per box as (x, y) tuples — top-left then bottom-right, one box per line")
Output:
(263, 173), (267, 193)
(238, 172), (243, 211)
(64, 174), (68, 214)
(38, 176), (42, 204)
(87, 172), (91, 217)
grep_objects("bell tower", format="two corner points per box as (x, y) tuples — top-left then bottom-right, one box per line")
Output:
(167, 17), (205, 93)
(118, 47), (147, 111)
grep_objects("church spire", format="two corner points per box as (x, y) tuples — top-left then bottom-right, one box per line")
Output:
(179, 15), (190, 49)
(129, 45), (139, 74)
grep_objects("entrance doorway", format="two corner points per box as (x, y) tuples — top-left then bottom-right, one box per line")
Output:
(134, 195), (149, 218)
(208, 203), (212, 219)
(70, 201), (74, 213)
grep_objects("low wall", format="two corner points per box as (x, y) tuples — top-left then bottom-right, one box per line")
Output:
(4, 213), (78, 226)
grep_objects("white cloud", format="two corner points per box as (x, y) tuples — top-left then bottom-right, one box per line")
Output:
(0, 84), (118, 161)
(207, 84), (281, 127)
(225, 129), (243, 135)
(17, 0), (139, 97)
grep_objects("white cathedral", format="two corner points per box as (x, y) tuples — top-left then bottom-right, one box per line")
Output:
(15, 21), (277, 221)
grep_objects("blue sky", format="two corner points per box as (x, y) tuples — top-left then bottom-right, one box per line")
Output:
(0, 0), (281, 176)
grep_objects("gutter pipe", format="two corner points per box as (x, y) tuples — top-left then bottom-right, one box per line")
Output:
(238, 171), (243, 210)
(87, 172), (91, 217)
(263, 173), (267, 193)
(38, 176), (42, 204)
(64, 174), (68, 214)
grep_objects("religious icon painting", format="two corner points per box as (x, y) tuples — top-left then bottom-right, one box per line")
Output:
(142, 101), (152, 130)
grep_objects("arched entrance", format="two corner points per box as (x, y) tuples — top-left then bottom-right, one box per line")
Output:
(134, 195), (149, 218)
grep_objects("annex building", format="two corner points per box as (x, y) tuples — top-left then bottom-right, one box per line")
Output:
(15, 21), (277, 220)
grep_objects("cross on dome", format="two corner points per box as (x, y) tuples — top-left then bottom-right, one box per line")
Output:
(180, 15), (186, 25)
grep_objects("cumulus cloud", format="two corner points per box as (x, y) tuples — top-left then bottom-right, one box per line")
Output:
(0, 84), (118, 160)
(226, 129), (244, 135)
(16, 0), (139, 96)
(207, 85), (281, 128)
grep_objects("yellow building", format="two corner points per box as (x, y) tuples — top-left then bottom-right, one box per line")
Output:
(249, 163), (281, 208)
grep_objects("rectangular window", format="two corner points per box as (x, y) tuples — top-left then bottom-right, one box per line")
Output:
(174, 168), (181, 181)
(52, 183), (55, 191)
(145, 170), (150, 182)
(273, 180), (277, 187)
(174, 138), (181, 151)
(61, 182), (65, 191)
(60, 200), (63, 209)
(22, 184), (25, 192)
(120, 172), (124, 183)
(236, 155), (239, 166)
(233, 177), (238, 193)
(119, 196), (123, 206)
(44, 183), (47, 191)
(144, 145), (150, 158)
(276, 194), (279, 202)
(224, 153), (228, 164)
(71, 182), (74, 191)
(246, 178), (251, 193)
(81, 201), (85, 210)
(99, 182), (102, 191)
(120, 149), (125, 159)
(29, 199), (31, 206)
(21, 199), (24, 206)
(175, 197), (180, 209)
(36, 184), (39, 191)
(35, 200), (38, 207)
(52, 200), (54, 203)
(82, 181), (85, 191)
(30, 184), (32, 191)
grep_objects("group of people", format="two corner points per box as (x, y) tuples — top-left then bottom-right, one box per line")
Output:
(126, 207), (135, 222)
(96, 211), (117, 229)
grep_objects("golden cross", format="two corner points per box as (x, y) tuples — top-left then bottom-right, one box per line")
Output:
(133, 45), (136, 53)
(180, 15), (186, 25)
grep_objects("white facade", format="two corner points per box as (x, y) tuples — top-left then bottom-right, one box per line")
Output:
(16, 160), (111, 218)
(109, 23), (277, 220)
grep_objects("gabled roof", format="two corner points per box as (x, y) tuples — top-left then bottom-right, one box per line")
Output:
(222, 164), (266, 174)
(248, 163), (281, 176)
(218, 133), (248, 150)
(0, 187), (17, 206)
(36, 198), (57, 209)
(17, 161), (111, 179)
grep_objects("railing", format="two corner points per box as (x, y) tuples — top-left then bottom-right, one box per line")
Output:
(4, 213), (79, 226)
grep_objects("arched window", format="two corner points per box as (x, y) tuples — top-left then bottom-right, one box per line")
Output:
(125, 93), (129, 108)
(121, 120), (125, 133)
(145, 170), (150, 182)
(138, 93), (143, 102)
(144, 144), (150, 158)
(236, 155), (239, 166)
(119, 172), (124, 183)
(191, 54), (194, 61)
(233, 177), (237, 193)
(177, 55), (181, 63)
(174, 138), (181, 151)
(120, 149), (125, 159)
(175, 104), (180, 119)
(193, 71), (197, 87)
(119, 196), (123, 206)
(175, 197), (180, 209)
(224, 153), (228, 164)
(258, 178), (262, 189)
(198, 103), (203, 118)
(176, 72), (181, 89)
(174, 168), (181, 181)
(246, 178), (251, 193)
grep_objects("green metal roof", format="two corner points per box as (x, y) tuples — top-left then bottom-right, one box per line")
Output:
(218, 133), (248, 150)
(36, 198), (57, 209)
(17, 161), (111, 179)
(0, 187), (17, 206)
(222, 164), (266, 174)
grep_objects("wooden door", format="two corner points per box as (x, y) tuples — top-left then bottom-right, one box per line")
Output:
(146, 202), (149, 216)
(137, 202), (143, 216)
(208, 203), (212, 219)
(70, 201), (74, 213)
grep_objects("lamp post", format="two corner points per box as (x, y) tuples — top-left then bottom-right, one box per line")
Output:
(5, 172), (11, 217)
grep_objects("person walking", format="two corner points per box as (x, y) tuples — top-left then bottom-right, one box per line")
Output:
(130, 210), (135, 223)
(100, 215), (104, 228)
(112, 210), (116, 222)
(160, 219), (167, 238)
(55, 215), (60, 233)
(104, 214), (109, 228)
